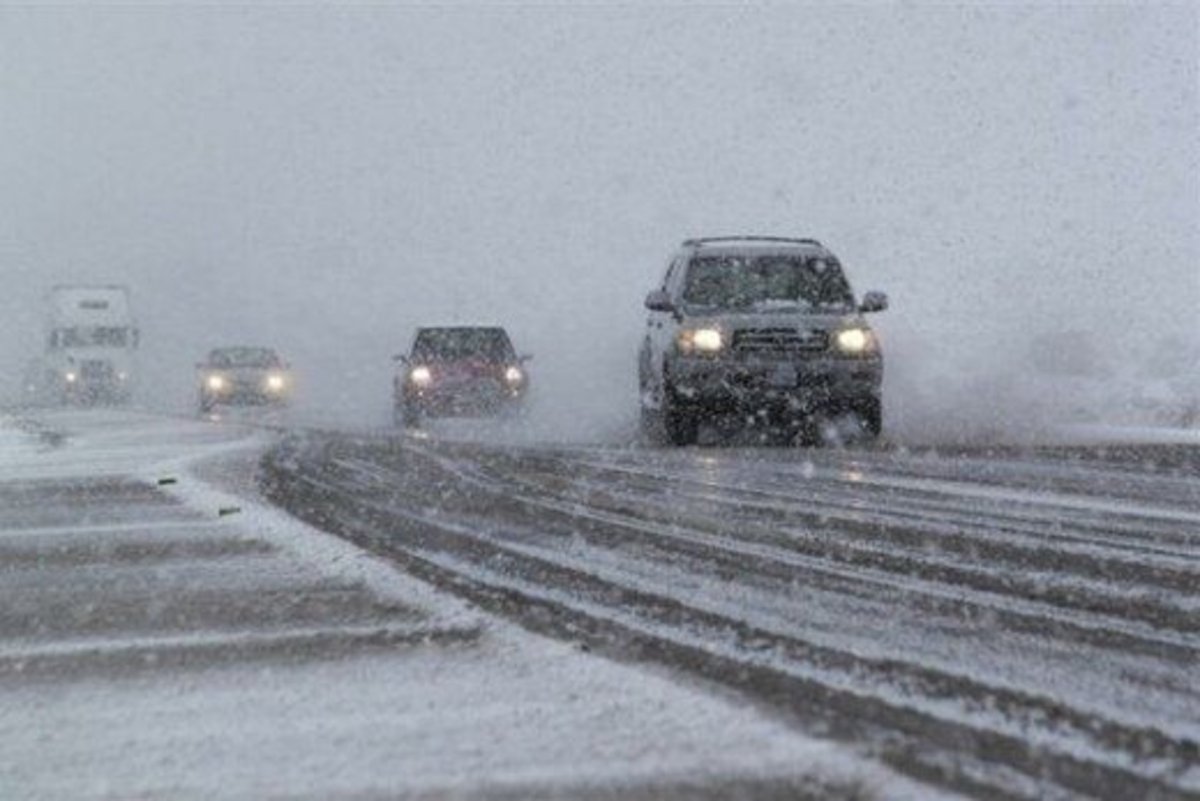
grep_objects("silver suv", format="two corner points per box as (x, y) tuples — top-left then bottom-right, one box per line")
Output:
(638, 236), (888, 445)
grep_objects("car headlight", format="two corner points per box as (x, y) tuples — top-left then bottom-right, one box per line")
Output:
(504, 366), (524, 385)
(835, 328), (876, 355)
(64, 371), (77, 384)
(206, 374), (226, 391)
(678, 327), (724, 354)
(266, 373), (286, 391)
(409, 366), (433, 387)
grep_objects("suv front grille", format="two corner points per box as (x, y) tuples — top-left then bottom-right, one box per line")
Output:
(732, 328), (828, 354)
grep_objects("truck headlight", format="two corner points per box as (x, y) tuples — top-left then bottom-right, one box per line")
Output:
(206, 374), (227, 391)
(409, 366), (433, 387)
(266, 374), (286, 392)
(678, 328), (724, 354)
(835, 328), (875, 355)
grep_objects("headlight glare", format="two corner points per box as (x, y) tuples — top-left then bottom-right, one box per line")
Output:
(409, 366), (433, 387)
(836, 328), (873, 354)
(504, 366), (524, 385)
(206, 374), (226, 391)
(679, 327), (724, 354)
(266, 374), (286, 391)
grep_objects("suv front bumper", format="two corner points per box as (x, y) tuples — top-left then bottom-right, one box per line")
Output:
(665, 354), (881, 414)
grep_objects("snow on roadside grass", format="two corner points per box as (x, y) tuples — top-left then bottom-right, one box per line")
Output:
(158, 442), (483, 636)
(0, 408), (265, 481)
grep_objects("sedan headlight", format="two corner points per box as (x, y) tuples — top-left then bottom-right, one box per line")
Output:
(266, 373), (286, 392)
(409, 366), (433, 387)
(678, 327), (724, 355)
(835, 327), (876, 355)
(206, 374), (227, 391)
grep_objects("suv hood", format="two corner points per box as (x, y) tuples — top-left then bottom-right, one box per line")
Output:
(681, 310), (865, 332)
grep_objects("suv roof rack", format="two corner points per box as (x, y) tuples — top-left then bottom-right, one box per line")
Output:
(682, 236), (823, 248)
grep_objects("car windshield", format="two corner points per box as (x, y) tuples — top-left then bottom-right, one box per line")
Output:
(208, 348), (281, 368)
(682, 255), (855, 312)
(412, 328), (515, 362)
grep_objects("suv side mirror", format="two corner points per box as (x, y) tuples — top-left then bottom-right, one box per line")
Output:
(859, 291), (889, 313)
(644, 290), (676, 313)
(518, 354), (533, 364)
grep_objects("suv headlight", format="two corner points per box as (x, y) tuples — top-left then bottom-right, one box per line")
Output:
(835, 327), (877, 355)
(678, 327), (724, 355)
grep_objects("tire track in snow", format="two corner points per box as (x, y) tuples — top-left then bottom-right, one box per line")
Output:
(261, 433), (1200, 801)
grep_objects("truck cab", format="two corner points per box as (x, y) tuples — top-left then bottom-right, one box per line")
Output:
(31, 285), (139, 406)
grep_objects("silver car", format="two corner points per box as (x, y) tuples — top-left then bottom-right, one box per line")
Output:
(196, 346), (293, 414)
(638, 236), (888, 445)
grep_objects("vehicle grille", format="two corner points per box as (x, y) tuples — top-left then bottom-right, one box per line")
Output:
(80, 361), (116, 381)
(732, 328), (828, 354)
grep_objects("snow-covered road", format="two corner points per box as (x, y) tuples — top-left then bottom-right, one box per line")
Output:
(0, 410), (934, 800)
(263, 425), (1200, 800)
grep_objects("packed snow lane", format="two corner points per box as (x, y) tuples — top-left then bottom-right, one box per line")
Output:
(262, 431), (1200, 801)
(0, 411), (931, 800)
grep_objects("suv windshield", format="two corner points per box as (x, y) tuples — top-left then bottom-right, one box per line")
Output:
(208, 348), (281, 368)
(682, 255), (854, 312)
(413, 328), (515, 362)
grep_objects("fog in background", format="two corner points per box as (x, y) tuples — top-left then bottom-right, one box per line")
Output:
(2, 5), (1196, 443)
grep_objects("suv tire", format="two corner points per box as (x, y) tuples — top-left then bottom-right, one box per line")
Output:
(395, 404), (421, 429)
(663, 391), (700, 446)
(638, 402), (664, 445)
(857, 397), (882, 438)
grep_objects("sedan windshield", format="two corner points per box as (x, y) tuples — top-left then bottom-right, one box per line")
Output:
(682, 255), (854, 312)
(413, 328), (515, 362)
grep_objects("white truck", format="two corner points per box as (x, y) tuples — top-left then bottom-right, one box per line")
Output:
(25, 285), (139, 406)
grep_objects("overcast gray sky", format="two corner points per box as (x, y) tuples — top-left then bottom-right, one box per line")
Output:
(2, 5), (1196, 437)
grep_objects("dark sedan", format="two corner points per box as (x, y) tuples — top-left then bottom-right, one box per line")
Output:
(394, 327), (529, 427)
